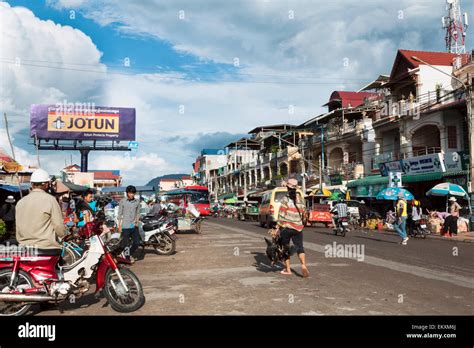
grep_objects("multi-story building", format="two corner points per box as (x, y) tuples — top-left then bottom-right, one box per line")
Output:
(300, 49), (471, 199)
(192, 48), (473, 202)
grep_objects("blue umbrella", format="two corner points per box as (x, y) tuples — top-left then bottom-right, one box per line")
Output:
(376, 187), (414, 201)
(426, 183), (468, 198)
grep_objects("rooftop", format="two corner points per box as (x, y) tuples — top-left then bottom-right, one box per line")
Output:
(323, 91), (379, 109)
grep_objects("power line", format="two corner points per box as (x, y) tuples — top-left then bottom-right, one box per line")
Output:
(0, 59), (371, 85)
(0, 56), (377, 81)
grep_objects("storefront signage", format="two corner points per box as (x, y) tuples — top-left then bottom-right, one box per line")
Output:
(401, 153), (445, 175)
(444, 151), (469, 172)
(329, 174), (343, 186)
(379, 160), (403, 176)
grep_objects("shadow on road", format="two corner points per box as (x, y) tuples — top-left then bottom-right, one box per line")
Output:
(30, 292), (103, 315)
(352, 235), (399, 244)
(252, 251), (282, 273)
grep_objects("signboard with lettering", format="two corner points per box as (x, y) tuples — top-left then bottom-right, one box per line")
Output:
(30, 104), (136, 141)
(329, 174), (343, 186)
(401, 153), (445, 175)
(379, 160), (403, 176)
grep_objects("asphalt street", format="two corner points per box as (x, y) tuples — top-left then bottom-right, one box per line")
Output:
(37, 217), (474, 315)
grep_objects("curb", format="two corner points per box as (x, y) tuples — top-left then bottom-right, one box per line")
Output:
(358, 227), (474, 243)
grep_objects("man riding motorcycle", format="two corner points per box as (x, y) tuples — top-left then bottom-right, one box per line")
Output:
(15, 168), (66, 252)
(331, 198), (349, 230)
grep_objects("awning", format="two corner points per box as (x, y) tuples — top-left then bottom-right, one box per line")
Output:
(443, 170), (468, 177)
(62, 182), (93, 193)
(347, 172), (443, 188)
(102, 186), (155, 193)
(346, 175), (388, 188)
(218, 193), (236, 200)
(403, 172), (443, 183)
(0, 183), (31, 192)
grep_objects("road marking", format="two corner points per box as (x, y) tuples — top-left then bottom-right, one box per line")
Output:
(206, 221), (474, 289)
(138, 263), (319, 281)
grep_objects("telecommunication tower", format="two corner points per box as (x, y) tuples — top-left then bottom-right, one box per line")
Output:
(442, 0), (468, 54)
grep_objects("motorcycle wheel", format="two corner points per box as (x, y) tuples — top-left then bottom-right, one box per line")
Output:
(341, 228), (346, 237)
(61, 246), (77, 266)
(103, 268), (145, 313)
(0, 269), (34, 316)
(420, 229), (427, 239)
(151, 234), (176, 256)
(194, 220), (202, 234)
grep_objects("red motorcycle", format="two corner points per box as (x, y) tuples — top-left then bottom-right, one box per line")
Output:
(0, 220), (145, 316)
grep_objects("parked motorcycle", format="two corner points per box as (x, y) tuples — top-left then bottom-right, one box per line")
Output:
(409, 217), (430, 239)
(138, 213), (177, 256)
(0, 219), (145, 316)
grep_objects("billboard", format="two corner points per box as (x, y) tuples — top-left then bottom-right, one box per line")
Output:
(30, 104), (136, 141)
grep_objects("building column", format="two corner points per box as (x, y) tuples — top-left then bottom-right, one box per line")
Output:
(362, 141), (374, 177)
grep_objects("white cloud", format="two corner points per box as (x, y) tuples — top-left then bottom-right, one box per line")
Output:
(45, 0), (454, 78)
(3, 0), (470, 183)
(0, 1), (105, 124)
(88, 152), (175, 185)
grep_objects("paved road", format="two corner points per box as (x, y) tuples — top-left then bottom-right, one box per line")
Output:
(37, 217), (474, 315)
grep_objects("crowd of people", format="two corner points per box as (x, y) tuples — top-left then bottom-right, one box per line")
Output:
(0, 169), (146, 264)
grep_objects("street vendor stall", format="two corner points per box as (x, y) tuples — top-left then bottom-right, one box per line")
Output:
(426, 183), (473, 232)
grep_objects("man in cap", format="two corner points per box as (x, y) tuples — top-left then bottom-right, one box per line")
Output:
(15, 168), (66, 250)
(445, 197), (461, 237)
(394, 192), (409, 245)
(0, 195), (16, 237)
(270, 178), (309, 277)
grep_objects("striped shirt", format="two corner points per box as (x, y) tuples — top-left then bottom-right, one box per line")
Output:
(277, 195), (306, 232)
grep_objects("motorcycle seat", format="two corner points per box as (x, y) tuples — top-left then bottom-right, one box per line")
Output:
(36, 248), (63, 256)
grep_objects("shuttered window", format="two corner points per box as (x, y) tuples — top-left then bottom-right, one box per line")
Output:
(447, 126), (457, 149)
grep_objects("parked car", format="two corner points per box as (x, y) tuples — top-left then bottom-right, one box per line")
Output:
(258, 187), (305, 228)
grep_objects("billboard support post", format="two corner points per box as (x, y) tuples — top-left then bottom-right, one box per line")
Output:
(80, 149), (90, 172)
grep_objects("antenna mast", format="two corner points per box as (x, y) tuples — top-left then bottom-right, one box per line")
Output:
(442, 0), (468, 54)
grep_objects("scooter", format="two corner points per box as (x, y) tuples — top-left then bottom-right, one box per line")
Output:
(138, 214), (177, 256)
(409, 217), (430, 239)
(0, 220), (145, 316)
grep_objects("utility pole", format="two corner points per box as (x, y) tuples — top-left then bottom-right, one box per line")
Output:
(300, 145), (306, 193)
(319, 155), (323, 190)
(3, 113), (23, 198)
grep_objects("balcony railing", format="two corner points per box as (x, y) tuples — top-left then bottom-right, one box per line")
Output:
(411, 147), (442, 157)
(374, 89), (459, 119)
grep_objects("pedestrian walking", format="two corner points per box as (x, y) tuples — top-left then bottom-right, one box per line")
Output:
(270, 178), (309, 277)
(0, 196), (16, 237)
(394, 192), (409, 245)
(117, 185), (141, 263)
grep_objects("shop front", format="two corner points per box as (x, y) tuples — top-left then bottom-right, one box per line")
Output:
(347, 170), (466, 212)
